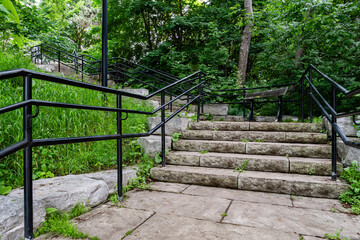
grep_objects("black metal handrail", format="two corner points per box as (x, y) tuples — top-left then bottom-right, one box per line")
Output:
(300, 65), (360, 181)
(0, 68), (205, 239)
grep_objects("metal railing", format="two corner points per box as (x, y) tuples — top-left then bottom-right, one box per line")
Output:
(204, 65), (360, 181)
(0, 68), (205, 240)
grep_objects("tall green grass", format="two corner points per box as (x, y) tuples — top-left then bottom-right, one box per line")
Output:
(0, 50), (154, 189)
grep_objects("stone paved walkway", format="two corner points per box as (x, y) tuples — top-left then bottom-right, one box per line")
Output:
(39, 182), (360, 240)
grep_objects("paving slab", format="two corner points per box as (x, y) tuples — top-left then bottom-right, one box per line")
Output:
(125, 213), (298, 240)
(148, 182), (189, 193)
(182, 185), (293, 207)
(223, 201), (360, 239)
(123, 190), (230, 222)
(290, 195), (345, 212)
(72, 205), (154, 240)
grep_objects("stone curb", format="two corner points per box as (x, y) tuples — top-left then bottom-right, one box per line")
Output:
(1, 168), (137, 240)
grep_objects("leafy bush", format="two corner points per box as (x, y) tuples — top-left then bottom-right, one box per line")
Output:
(339, 161), (360, 215)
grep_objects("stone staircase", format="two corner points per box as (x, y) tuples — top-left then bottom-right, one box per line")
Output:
(150, 120), (349, 199)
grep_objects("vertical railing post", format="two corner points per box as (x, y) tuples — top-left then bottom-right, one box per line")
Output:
(309, 67), (313, 123)
(161, 91), (166, 167)
(243, 88), (246, 120)
(117, 94), (123, 200)
(58, 51), (61, 72)
(170, 90), (173, 112)
(187, 82), (190, 103)
(197, 74), (201, 122)
(81, 56), (84, 82)
(331, 86), (337, 181)
(301, 77), (304, 122)
(40, 44), (43, 65)
(23, 74), (33, 240)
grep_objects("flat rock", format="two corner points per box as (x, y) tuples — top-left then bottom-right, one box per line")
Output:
(123, 190), (230, 221)
(289, 157), (342, 176)
(125, 213), (298, 240)
(250, 122), (322, 132)
(0, 195), (46, 240)
(246, 142), (331, 158)
(8, 175), (108, 211)
(72, 205), (154, 240)
(148, 117), (191, 135)
(223, 201), (360, 238)
(237, 171), (348, 198)
(83, 168), (137, 195)
(148, 182), (189, 193)
(173, 139), (246, 153)
(137, 135), (171, 157)
(151, 165), (239, 188)
(183, 185), (293, 207)
(290, 195), (344, 212)
(200, 152), (289, 172)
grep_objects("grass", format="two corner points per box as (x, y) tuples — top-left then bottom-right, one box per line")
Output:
(35, 203), (92, 239)
(234, 159), (249, 173)
(339, 161), (360, 215)
(0, 50), (155, 191)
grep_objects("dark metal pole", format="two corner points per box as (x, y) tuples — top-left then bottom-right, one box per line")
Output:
(243, 88), (246, 120)
(102, 0), (108, 87)
(40, 44), (43, 65)
(301, 77), (304, 122)
(117, 94), (123, 200)
(81, 56), (84, 82)
(161, 91), (166, 167)
(331, 86), (337, 181)
(309, 68), (313, 123)
(23, 74), (33, 240)
(197, 74), (201, 122)
(58, 51), (61, 72)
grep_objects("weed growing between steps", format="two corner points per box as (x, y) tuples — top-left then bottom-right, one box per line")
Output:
(234, 159), (249, 173)
(0, 53), (154, 192)
(35, 203), (99, 239)
(339, 161), (360, 214)
(324, 228), (350, 240)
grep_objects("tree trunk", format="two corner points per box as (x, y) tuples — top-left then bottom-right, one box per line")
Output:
(237, 0), (253, 86)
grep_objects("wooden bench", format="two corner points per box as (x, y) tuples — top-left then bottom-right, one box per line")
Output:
(243, 87), (288, 122)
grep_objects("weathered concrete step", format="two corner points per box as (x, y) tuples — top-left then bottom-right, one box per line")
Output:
(182, 130), (328, 144)
(150, 165), (348, 198)
(166, 151), (342, 176)
(237, 170), (348, 199)
(189, 121), (323, 133)
(173, 140), (331, 158)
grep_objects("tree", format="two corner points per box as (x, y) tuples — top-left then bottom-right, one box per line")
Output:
(237, 0), (253, 86)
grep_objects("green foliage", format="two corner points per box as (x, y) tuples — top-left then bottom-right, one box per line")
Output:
(35, 203), (91, 239)
(339, 161), (360, 215)
(0, 51), (154, 190)
(324, 228), (350, 240)
(234, 159), (249, 173)
(172, 132), (182, 142)
(200, 150), (208, 154)
(0, 0), (20, 24)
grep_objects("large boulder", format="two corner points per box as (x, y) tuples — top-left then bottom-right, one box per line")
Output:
(84, 168), (137, 195)
(137, 135), (172, 157)
(323, 116), (359, 137)
(0, 196), (46, 240)
(148, 117), (191, 135)
(191, 104), (229, 116)
(8, 175), (109, 211)
(337, 137), (360, 166)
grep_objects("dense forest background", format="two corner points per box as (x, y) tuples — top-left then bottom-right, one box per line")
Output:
(1, 0), (359, 113)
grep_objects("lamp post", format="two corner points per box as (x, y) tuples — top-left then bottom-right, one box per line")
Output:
(102, 0), (108, 87)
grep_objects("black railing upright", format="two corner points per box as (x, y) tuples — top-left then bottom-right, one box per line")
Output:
(0, 68), (205, 240)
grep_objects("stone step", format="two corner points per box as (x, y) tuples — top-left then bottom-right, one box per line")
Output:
(173, 140), (331, 158)
(150, 165), (348, 198)
(166, 151), (342, 176)
(189, 121), (323, 133)
(182, 130), (328, 144)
